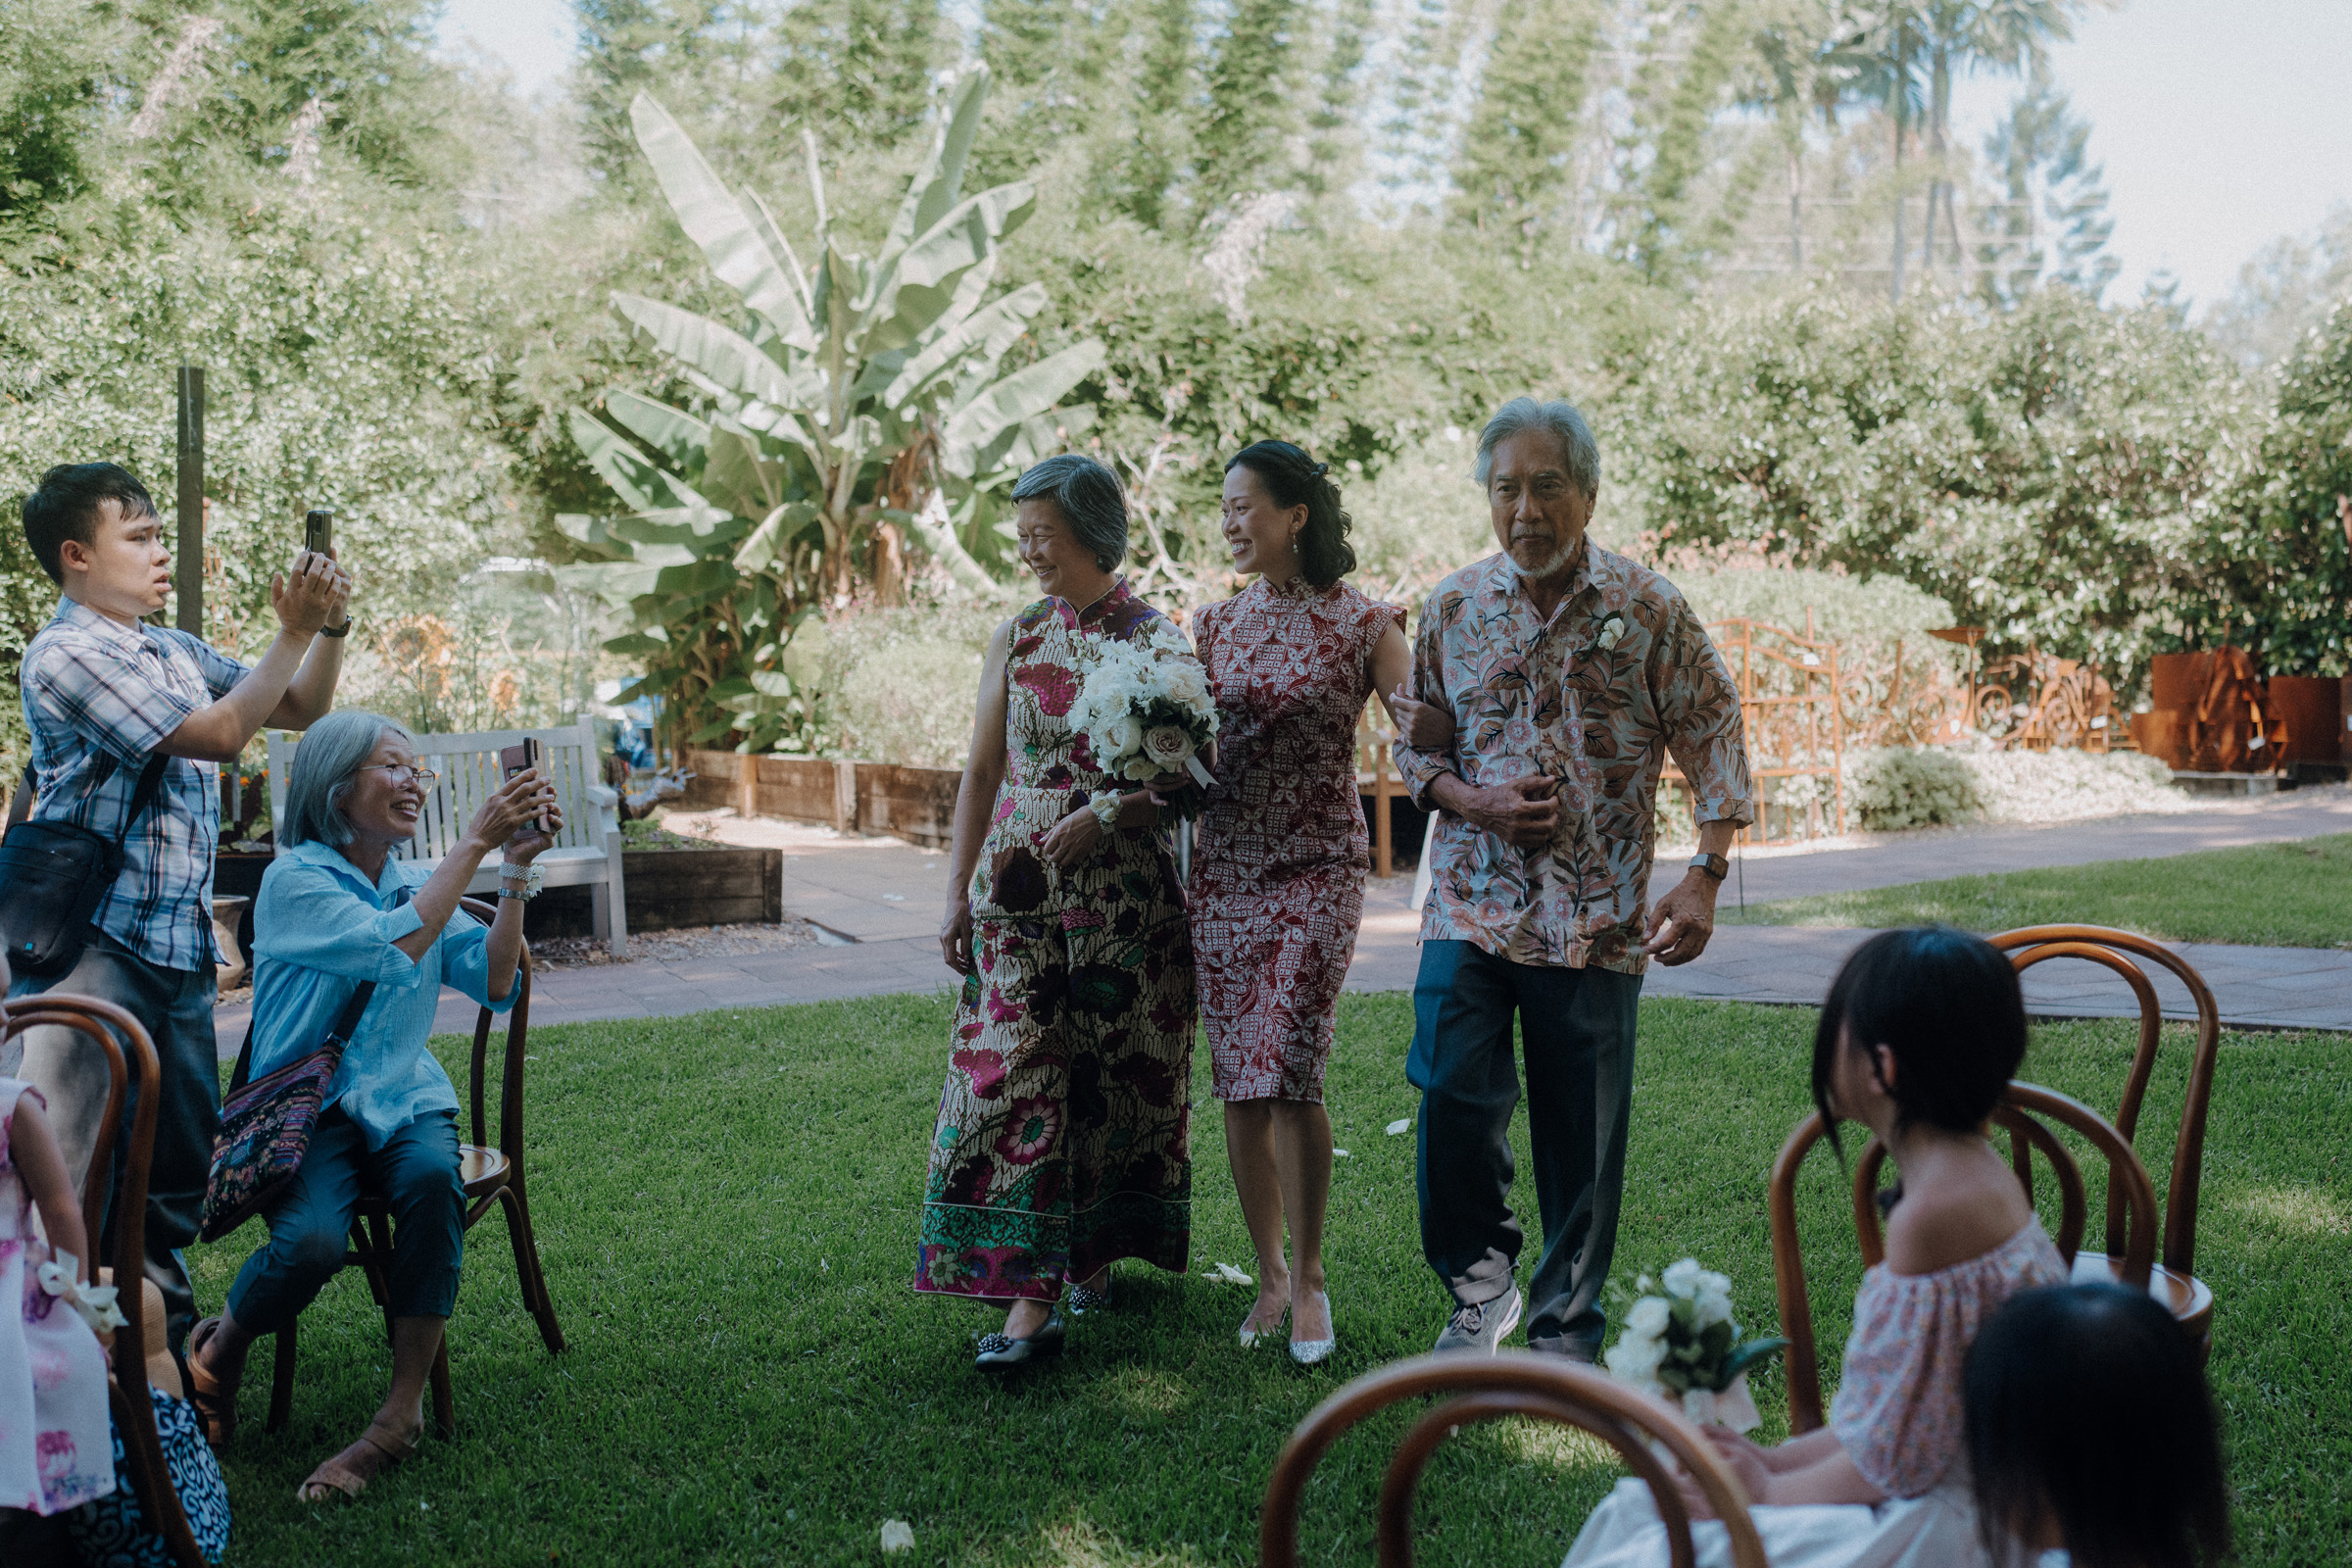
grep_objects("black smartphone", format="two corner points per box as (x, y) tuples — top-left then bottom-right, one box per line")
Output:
(500, 738), (550, 834)
(304, 508), (333, 558)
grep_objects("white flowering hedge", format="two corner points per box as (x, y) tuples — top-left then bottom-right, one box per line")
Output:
(1844, 745), (2192, 831)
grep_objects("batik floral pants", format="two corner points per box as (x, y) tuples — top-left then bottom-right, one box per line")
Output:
(915, 906), (1196, 1301)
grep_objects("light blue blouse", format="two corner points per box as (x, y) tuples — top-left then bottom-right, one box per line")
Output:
(248, 840), (519, 1151)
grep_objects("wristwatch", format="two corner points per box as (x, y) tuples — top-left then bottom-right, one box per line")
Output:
(1688, 853), (1729, 881)
(320, 619), (353, 638)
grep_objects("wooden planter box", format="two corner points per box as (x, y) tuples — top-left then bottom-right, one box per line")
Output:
(218, 847), (784, 945)
(681, 751), (961, 849)
(528, 845), (783, 939)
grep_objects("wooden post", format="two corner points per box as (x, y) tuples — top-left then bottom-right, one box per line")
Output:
(832, 760), (858, 835)
(737, 753), (759, 820)
(174, 366), (204, 634)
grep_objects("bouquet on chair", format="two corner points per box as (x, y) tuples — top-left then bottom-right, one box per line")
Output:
(1069, 627), (1218, 797)
(1603, 1259), (1787, 1433)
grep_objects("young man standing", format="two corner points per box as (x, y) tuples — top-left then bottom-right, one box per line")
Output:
(8, 463), (351, 1355)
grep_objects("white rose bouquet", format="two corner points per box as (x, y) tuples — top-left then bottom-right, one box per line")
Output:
(1602, 1259), (1787, 1433)
(1069, 623), (1219, 800)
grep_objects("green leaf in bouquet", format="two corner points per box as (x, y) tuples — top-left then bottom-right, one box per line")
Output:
(1698, 1318), (1737, 1361)
(1720, 1336), (1790, 1385)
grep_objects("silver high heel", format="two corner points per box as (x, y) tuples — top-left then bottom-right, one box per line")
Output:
(1290, 1290), (1336, 1365)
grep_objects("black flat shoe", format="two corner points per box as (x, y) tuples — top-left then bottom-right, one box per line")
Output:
(974, 1310), (1066, 1371)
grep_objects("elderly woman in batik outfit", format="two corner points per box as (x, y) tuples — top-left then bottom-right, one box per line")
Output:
(919, 456), (1201, 1371)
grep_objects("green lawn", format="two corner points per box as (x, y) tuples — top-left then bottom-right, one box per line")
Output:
(194, 995), (2352, 1566)
(1724, 833), (2352, 949)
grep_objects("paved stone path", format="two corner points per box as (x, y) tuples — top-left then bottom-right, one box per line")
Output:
(212, 785), (2352, 1050)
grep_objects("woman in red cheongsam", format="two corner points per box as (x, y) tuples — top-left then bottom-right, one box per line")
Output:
(1190, 440), (1438, 1364)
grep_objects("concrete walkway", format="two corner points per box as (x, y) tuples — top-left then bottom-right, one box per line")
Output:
(211, 786), (2352, 1047)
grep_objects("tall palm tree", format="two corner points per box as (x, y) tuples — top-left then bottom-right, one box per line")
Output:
(1916, 1), (2085, 280)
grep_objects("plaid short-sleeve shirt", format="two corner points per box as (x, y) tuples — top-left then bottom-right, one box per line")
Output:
(21, 597), (253, 972)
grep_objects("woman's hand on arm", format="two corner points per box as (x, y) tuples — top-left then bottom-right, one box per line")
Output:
(395, 767), (556, 963)
(1370, 620), (1455, 750)
(942, 621), (1013, 975)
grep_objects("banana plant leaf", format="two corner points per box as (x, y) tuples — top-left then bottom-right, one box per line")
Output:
(627, 93), (817, 352)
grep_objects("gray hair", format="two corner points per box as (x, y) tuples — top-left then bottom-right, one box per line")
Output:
(1472, 397), (1601, 499)
(1010, 454), (1129, 571)
(281, 709), (414, 849)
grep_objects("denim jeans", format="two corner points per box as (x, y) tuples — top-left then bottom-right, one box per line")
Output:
(1407, 940), (1642, 1356)
(225, 1106), (465, 1333)
(5, 928), (220, 1356)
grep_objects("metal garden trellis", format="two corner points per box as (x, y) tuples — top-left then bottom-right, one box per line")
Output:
(1664, 617), (1847, 843)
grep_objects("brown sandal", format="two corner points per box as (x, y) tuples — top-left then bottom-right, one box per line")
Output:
(296, 1423), (417, 1503)
(184, 1317), (237, 1446)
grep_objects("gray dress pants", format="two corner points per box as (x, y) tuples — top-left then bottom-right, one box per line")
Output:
(1407, 939), (1642, 1357)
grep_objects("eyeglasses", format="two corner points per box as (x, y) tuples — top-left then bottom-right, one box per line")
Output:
(361, 764), (441, 788)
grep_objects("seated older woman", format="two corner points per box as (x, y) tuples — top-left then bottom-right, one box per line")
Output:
(183, 709), (558, 1502)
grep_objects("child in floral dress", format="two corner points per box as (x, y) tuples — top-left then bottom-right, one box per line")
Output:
(1, 1076), (116, 1517)
(1565, 929), (2071, 1568)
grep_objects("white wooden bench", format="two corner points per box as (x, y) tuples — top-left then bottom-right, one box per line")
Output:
(267, 717), (628, 956)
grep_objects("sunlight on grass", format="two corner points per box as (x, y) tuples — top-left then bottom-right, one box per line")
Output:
(1491, 1415), (1623, 1476)
(2239, 1185), (2352, 1239)
(192, 994), (2350, 1565)
(1724, 833), (2352, 948)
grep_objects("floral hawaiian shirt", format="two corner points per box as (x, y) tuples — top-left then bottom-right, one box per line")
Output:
(1394, 542), (1753, 973)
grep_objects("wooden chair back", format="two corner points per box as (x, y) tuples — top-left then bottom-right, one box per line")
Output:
(1985, 925), (2220, 1279)
(1, 994), (204, 1568)
(1259, 1351), (1768, 1568)
(458, 896), (539, 1215)
(1768, 1080), (2158, 1434)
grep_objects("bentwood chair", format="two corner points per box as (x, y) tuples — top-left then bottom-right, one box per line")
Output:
(1986, 925), (2220, 1349)
(1768, 1080), (2159, 1434)
(2, 993), (207, 1568)
(1260, 1351), (1768, 1568)
(267, 898), (566, 1437)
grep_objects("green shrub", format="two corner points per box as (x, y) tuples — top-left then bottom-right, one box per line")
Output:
(1844, 747), (1986, 831)
(813, 603), (1002, 769)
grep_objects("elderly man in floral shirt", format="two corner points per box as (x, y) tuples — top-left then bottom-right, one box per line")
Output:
(1394, 397), (1752, 1361)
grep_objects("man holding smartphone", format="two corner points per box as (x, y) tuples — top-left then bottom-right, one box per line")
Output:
(7, 463), (352, 1356)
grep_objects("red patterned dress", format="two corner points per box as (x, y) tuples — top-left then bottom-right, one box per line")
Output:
(1190, 579), (1405, 1102)
(915, 580), (1199, 1302)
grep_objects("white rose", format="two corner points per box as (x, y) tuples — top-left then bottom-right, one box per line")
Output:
(1693, 1281), (1735, 1329)
(1662, 1258), (1704, 1298)
(1596, 615), (1627, 651)
(1163, 662), (1208, 708)
(1625, 1296), (1671, 1339)
(1604, 1333), (1667, 1387)
(1142, 724), (1193, 767)
(1108, 715), (1144, 759)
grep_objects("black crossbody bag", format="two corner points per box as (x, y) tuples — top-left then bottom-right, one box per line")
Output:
(0, 754), (172, 976)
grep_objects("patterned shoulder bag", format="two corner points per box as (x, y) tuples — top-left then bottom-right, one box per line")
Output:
(198, 978), (376, 1243)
